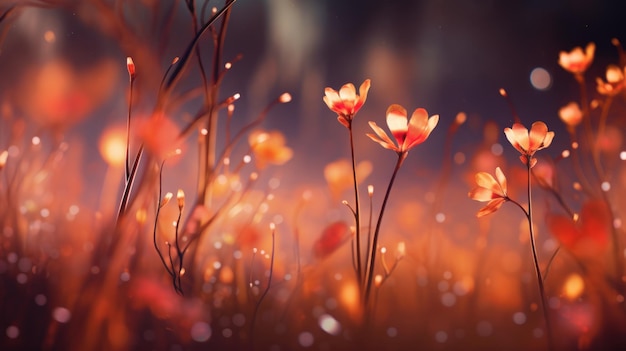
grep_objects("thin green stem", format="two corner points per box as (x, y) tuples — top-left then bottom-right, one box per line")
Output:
(364, 153), (404, 307)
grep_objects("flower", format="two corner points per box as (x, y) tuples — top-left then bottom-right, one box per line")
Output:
(504, 122), (554, 168)
(248, 130), (293, 169)
(546, 199), (610, 259)
(468, 167), (508, 217)
(367, 104), (438, 157)
(324, 159), (372, 201)
(558, 102), (583, 129)
(596, 64), (625, 96)
(558, 43), (595, 75)
(313, 221), (352, 259)
(323, 79), (371, 128)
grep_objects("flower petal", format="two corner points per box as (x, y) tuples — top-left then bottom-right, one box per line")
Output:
(529, 121), (549, 151)
(495, 166), (507, 195)
(469, 187), (496, 202)
(474, 171), (498, 192)
(386, 104), (409, 146)
(354, 79), (371, 112)
(338, 83), (356, 111)
(477, 198), (506, 217)
(406, 113), (438, 150)
(367, 122), (398, 151)
(505, 123), (530, 154)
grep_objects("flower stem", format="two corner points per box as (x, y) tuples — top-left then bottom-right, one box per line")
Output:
(364, 153), (404, 307)
(348, 124), (363, 288)
(526, 161), (554, 351)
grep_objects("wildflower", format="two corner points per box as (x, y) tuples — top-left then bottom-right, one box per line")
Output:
(558, 43), (595, 75)
(558, 102), (583, 129)
(324, 159), (372, 201)
(367, 104), (438, 159)
(248, 130), (293, 169)
(596, 64), (625, 96)
(323, 79), (371, 128)
(468, 167), (509, 217)
(546, 199), (610, 259)
(504, 122), (554, 168)
(313, 221), (352, 259)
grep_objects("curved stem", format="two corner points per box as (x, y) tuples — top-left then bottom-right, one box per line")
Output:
(364, 153), (404, 307)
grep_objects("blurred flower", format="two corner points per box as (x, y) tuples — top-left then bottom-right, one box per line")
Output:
(558, 102), (583, 129)
(324, 159), (372, 201)
(596, 64), (625, 96)
(248, 130), (293, 169)
(468, 167), (508, 217)
(546, 199), (610, 259)
(504, 122), (554, 168)
(323, 79), (371, 128)
(313, 221), (352, 259)
(137, 114), (182, 159)
(367, 104), (438, 158)
(20, 59), (118, 128)
(558, 43), (595, 75)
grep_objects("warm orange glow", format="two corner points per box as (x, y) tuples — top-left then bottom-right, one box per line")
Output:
(98, 127), (127, 167)
(563, 273), (585, 300)
(559, 102), (583, 128)
(44, 30), (56, 43)
(339, 281), (361, 319)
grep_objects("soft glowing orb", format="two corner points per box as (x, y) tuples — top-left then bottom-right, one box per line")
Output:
(44, 30), (56, 43)
(52, 307), (71, 323)
(99, 128), (127, 167)
(318, 314), (341, 335)
(530, 67), (552, 90)
(190, 321), (212, 342)
(563, 273), (585, 300)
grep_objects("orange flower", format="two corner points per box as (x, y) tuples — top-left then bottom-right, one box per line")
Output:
(558, 43), (595, 75)
(248, 130), (293, 169)
(367, 104), (438, 156)
(323, 79), (371, 128)
(504, 122), (554, 168)
(558, 102), (583, 129)
(596, 64), (625, 96)
(324, 159), (372, 201)
(468, 167), (509, 217)
(546, 199), (610, 259)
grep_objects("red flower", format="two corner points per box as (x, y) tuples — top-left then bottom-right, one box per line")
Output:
(546, 200), (610, 259)
(313, 221), (352, 259)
